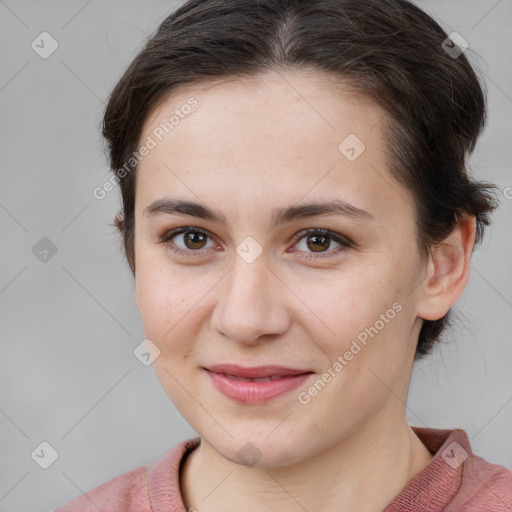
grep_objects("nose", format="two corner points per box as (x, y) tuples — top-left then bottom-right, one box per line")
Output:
(210, 253), (291, 346)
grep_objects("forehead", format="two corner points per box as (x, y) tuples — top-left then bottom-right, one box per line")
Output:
(135, 70), (414, 229)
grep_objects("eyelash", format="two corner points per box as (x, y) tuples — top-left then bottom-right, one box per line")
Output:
(159, 227), (352, 260)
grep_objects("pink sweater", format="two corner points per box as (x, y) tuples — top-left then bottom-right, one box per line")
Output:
(54, 426), (512, 511)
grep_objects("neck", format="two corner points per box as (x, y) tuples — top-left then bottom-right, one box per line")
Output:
(180, 406), (433, 512)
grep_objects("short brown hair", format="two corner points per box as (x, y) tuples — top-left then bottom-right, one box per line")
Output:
(102, 0), (499, 359)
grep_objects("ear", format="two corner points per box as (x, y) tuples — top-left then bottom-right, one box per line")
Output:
(416, 214), (477, 321)
(114, 212), (125, 233)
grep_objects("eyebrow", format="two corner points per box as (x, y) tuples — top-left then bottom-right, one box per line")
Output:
(143, 198), (375, 228)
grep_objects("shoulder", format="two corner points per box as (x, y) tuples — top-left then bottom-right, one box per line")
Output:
(52, 462), (151, 512)
(389, 427), (512, 512)
(451, 453), (512, 511)
(435, 428), (512, 511)
(52, 437), (200, 512)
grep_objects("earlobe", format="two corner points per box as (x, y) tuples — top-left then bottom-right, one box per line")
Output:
(416, 215), (476, 322)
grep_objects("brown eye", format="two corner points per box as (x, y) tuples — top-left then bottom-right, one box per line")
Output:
(292, 228), (352, 259)
(305, 233), (331, 252)
(182, 230), (208, 250)
(160, 227), (216, 256)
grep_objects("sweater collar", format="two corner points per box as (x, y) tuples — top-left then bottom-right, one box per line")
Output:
(148, 427), (470, 511)
(384, 426), (470, 511)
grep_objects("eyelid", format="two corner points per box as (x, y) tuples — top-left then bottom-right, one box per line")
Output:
(160, 225), (211, 243)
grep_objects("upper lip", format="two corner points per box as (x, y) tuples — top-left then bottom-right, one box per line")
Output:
(205, 364), (313, 379)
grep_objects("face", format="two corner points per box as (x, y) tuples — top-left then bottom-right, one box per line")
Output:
(133, 70), (427, 468)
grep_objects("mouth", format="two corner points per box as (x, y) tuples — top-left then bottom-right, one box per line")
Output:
(203, 364), (314, 404)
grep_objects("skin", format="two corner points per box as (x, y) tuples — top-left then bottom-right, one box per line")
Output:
(131, 69), (476, 512)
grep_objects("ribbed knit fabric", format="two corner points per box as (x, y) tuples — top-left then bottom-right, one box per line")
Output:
(53, 427), (512, 512)
(384, 427), (512, 511)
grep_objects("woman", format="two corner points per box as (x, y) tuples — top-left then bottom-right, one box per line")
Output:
(55, 0), (512, 510)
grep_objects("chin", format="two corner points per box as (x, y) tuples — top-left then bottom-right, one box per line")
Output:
(198, 423), (320, 469)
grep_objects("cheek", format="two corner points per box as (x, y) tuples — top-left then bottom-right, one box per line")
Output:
(295, 266), (398, 336)
(134, 261), (216, 362)
(297, 267), (412, 385)
(135, 266), (189, 351)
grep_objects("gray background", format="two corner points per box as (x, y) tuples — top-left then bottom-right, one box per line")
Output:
(0, 1), (511, 510)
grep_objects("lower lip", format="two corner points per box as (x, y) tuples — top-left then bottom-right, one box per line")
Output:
(205, 370), (313, 404)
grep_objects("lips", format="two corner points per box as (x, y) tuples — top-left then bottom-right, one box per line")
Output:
(204, 364), (314, 404)
(206, 364), (312, 380)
